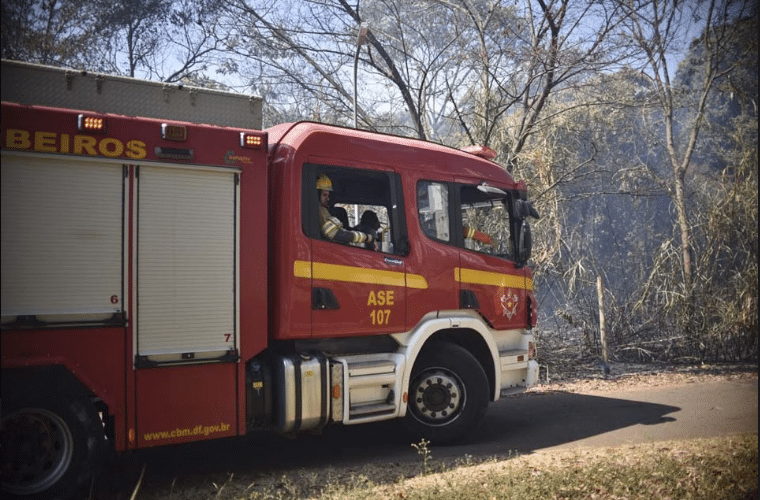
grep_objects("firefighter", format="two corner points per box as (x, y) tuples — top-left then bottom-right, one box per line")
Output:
(317, 174), (375, 246)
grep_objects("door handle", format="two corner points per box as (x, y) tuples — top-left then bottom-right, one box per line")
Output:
(312, 287), (340, 310)
(460, 289), (480, 309)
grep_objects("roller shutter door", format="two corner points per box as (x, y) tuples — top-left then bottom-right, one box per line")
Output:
(136, 166), (237, 360)
(1, 153), (124, 319)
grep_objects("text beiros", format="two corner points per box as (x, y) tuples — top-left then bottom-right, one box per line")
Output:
(5, 129), (147, 159)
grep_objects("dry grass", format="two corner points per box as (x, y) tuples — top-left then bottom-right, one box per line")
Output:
(131, 433), (758, 500)
(368, 434), (758, 500)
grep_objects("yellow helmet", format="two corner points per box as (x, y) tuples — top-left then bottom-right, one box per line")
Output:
(316, 174), (333, 191)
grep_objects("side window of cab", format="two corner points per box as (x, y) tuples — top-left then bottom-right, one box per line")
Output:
(417, 179), (516, 261)
(417, 181), (450, 242)
(302, 163), (407, 255)
(459, 184), (515, 260)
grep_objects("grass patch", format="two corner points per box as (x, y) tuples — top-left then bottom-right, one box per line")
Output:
(133, 434), (757, 500)
(379, 434), (758, 500)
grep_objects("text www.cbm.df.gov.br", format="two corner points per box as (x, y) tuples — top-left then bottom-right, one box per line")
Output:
(143, 422), (231, 442)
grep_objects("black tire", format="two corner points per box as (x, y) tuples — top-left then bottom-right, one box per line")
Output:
(1, 395), (105, 500)
(404, 342), (489, 444)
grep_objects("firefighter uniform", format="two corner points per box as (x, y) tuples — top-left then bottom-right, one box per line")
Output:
(317, 174), (375, 246)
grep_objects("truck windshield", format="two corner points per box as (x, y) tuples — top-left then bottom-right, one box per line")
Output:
(460, 188), (513, 259)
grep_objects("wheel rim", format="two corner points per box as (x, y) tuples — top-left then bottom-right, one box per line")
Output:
(1, 408), (74, 495)
(410, 368), (464, 425)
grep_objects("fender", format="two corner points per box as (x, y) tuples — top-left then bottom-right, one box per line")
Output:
(2, 365), (92, 400)
(391, 310), (502, 417)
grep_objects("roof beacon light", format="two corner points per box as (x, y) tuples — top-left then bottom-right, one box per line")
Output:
(77, 114), (106, 133)
(461, 145), (497, 161)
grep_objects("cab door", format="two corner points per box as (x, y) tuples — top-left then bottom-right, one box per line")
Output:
(455, 182), (530, 331)
(303, 163), (407, 338)
(457, 249), (530, 331)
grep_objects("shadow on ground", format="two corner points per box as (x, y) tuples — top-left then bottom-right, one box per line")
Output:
(106, 391), (679, 497)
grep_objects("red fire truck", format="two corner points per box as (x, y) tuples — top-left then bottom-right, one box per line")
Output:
(1, 59), (539, 499)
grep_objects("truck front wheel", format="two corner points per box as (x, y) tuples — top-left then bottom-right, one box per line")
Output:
(404, 342), (489, 444)
(1, 395), (105, 499)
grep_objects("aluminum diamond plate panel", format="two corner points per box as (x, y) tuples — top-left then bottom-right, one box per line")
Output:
(1, 59), (262, 129)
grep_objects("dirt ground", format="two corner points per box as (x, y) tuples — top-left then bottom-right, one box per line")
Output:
(529, 360), (758, 393)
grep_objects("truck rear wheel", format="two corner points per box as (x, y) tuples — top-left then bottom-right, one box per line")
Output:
(404, 342), (489, 444)
(1, 395), (105, 499)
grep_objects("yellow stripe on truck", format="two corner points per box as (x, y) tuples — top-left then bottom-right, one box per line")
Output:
(455, 267), (533, 291)
(293, 260), (428, 289)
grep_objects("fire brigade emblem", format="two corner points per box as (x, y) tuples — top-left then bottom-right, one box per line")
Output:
(499, 289), (519, 319)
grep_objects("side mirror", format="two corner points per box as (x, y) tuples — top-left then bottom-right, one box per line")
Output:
(517, 220), (532, 267)
(515, 199), (540, 220)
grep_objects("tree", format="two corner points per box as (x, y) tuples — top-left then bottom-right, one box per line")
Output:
(216, 0), (458, 136)
(516, 68), (677, 360)
(89, 0), (172, 77)
(666, 10), (758, 359)
(440, 0), (632, 165)
(1, 0), (224, 83)
(526, 7), (758, 363)
(1, 0), (99, 66)
(215, 0), (631, 143)
(88, 0), (224, 82)
(615, 0), (755, 299)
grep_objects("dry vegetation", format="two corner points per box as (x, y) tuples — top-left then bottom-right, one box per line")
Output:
(130, 431), (757, 500)
(530, 360), (759, 393)
(356, 434), (758, 500)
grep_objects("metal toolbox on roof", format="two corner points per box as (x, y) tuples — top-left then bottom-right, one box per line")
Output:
(1, 59), (263, 129)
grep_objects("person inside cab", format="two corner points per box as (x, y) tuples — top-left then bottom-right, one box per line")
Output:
(329, 206), (350, 229)
(353, 210), (381, 251)
(317, 174), (375, 247)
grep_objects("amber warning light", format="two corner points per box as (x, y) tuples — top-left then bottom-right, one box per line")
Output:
(240, 132), (265, 149)
(77, 114), (106, 133)
(161, 123), (188, 142)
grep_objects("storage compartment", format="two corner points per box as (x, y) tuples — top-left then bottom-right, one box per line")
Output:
(271, 352), (329, 433)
